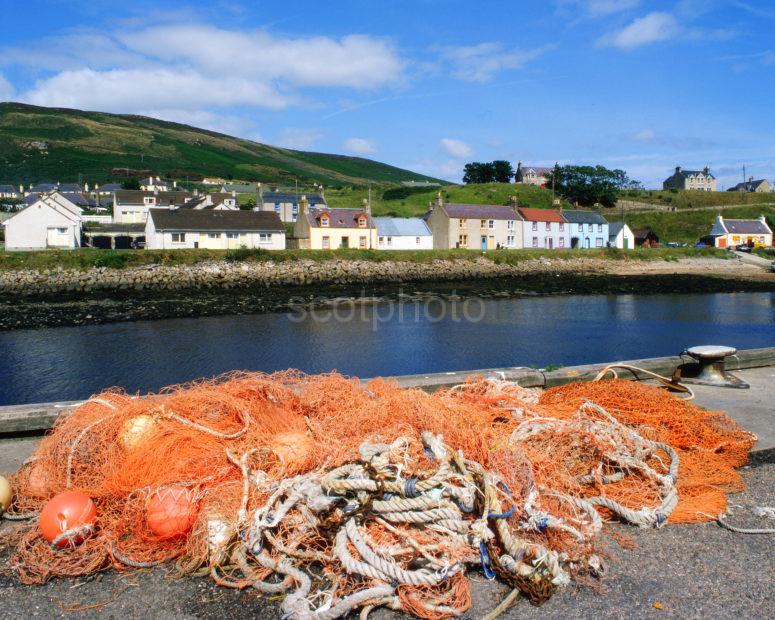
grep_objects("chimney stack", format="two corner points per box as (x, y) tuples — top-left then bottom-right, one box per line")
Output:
(436, 191), (443, 208)
(362, 198), (370, 214)
(703, 166), (710, 175)
(299, 194), (309, 216)
(675, 165), (681, 174)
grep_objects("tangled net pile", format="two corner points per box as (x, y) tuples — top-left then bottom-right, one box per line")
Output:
(1, 372), (756, 618)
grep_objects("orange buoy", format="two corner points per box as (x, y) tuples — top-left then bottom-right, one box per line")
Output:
(146, 485), (198, 540)
(0, 475), (12, 511)
(40, 491), (97, 548)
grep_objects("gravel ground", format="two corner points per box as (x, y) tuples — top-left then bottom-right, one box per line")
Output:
(1, 463), (772, 620)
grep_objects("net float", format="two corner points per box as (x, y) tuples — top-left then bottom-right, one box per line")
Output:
(39, 491), (97, 548)
(147, 485), (198, 540)
(0, 475), (12, 512)
(120, 414), (156, 450)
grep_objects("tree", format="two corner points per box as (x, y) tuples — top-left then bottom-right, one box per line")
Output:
(491, 160), (515, 183)
(462, 162), (496, 184)
(121, 178), (140, 190)
(544, 165), (640, 207)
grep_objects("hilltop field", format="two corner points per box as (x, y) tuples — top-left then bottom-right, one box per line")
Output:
(619, 189), (775, 209)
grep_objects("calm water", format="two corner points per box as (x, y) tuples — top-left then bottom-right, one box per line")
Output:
(0, 292), (773, 405)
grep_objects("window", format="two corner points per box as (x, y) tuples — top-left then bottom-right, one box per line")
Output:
(416, 236), (421, 245)
(226, 233), (238, 239)
(458, 234), (468, 246)
(387, 236), (393, 247)
(274, 205), (281, 214)
(322, 236), (330, 249)
(292, 205), (298, 213)
(320, 215), (329, 227)
(545, 222), (550, 231)
(532, 222), (538, 231)
(532, 236), (538, 248)
(360, 236), (367, 248)
(358, 217), (367, 228)
(488, 220), (495, 230)
(507, 234), (515, 246)
(480, 219), (487, 229)
(208, 233), (221, 239)
(56, 227), (67, 234)
(588, 223), (593, 232)
(559, 237), (565, 248)
(379, 236), (385, 244)
(598, 224), (603, 232)
(507, 220), (514, 230)
(559, 222), (564, 231)
(259, 233), (272, 243)
(596, 238), (603, 248)
(171, 233), (186, 243)
(459, 219), (466, 228)
(143, 197), (156, 205)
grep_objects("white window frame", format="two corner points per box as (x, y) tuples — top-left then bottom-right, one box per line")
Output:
(322, 236), (330, 249)
(545, 222), (551, 231)
(507, 220), (514, 230)
(488, 219), (495, 230)
(559, 237), (565, 248)
(171, 233), (186, 243)
(258, 232), (271, 243)
(226, 232), (238, 239)
(532, 222), (538, 231)
(532, 236), (538, 248)
(208, 233), (221, 239)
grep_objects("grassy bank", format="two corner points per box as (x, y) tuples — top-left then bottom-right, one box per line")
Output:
(0, 246), (727, 272)
(623, 205), (775, 243)
(618, 189), (775, 209)
(325, 182), (565, 217)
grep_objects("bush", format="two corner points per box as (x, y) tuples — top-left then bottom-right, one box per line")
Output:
(92, 250), (129, 269)
(224, 247), (268, 262)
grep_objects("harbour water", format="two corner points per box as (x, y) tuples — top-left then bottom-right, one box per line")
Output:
(0, 291), (773, 405)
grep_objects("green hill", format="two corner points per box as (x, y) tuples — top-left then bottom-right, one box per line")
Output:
(0, 102), (444, 187)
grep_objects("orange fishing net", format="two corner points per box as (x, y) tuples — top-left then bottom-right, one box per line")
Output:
(1, 372), (756, 619)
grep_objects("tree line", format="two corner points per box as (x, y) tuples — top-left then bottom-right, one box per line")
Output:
(462, 161), (642, 208)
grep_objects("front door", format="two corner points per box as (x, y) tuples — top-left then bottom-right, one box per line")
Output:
(481, 235), (487, 251)
(548, 238), (553, 249)
(623, 238), (629, 249)
(340, 236), (349, 249)
(584, 238), (590, 249)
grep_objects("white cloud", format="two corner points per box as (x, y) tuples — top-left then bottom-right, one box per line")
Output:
(631, 128), (658, 144)
(277, 128), (323, 150)
(438, 43), (552, 82)
(599, 12), (680, 49)
(343, 138), (377, 155)
(24, 68), (291, 112)
(405, 158), (463, 182)
(440, 138), (474, 158)
(0, 73), (14, 100)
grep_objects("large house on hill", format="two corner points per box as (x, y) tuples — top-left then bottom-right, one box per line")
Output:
(145, 209), (285, 250)
(708, 215), (772, 248)
(515, 162), (553, 187)
(662, 166), (717, 191)
(425, 195), (522, 250)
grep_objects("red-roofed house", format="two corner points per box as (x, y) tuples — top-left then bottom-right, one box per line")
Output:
(517, 208), (570, 249)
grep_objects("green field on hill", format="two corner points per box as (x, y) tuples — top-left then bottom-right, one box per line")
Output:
(623, 205), (775, 243)
(0, 103), (443, 187)
(325, 182), (566, 216)
(619, 189), (775, 209)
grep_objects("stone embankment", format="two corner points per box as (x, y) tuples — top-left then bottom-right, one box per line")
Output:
(0, 257), (607, 297)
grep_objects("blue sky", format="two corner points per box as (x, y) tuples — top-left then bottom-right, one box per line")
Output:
(1, 0), (774, 188)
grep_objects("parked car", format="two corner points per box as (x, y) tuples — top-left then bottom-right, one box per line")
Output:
(770, 261), (775, 273)
(694, 242), (707, 248)
(734, 244), (753, 253)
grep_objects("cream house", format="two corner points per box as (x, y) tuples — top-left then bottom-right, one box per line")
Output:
(293, 196), (377, 249)
(145, 209), (285, 250)
(663, 166), (717, 191)
(728, 178), (771, 193)
(515, 162), (553, 187)
(425, 195), (522, 250)
(708, 214), (772, 248)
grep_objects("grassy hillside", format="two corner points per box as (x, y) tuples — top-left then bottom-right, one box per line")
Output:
(326, 182), (566, 216)
(622, 205), (775, 243)
(0, 102), (443, 187)
(619, 189), (775, 209)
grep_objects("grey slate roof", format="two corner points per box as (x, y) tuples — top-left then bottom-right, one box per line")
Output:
(97, 183), (123, 192)
(722, 219), (771, 234)
(28, 183), (57, 193)
(441, 203), (522, 220)
(58, 183), (83, 192)
(148, 209), (284, 232)
(608, 222), (625, 237)
(677, 169), (715, 179)
(115, 190), (192, 206)
(305, 207), (374, 229)
(561, 210), (608, 225)
(373, 217), (432, 237)
(263, 192), (326, 205)
(728, 179), (768, 192)
(0, 184), (18, 194)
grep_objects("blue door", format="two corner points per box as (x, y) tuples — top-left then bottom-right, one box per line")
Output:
(481, 235), (487, 251)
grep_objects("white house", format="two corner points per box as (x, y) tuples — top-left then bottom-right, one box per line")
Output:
(708, 214), (773, 248)
(145, 208), (286, 250)
(607, 222), (635, 249)
(260, 191), (327, 223)
(180, 193), (239, 210)
(517, 208), (570, 249)
(0, 184), (20, 199)
(425, 198), (523, 250)
(561, 210), (609, 249)
(374, 217), (433, 249)
(113, 190), (192, 224)
(140, 176), (173, 191)
(2, 192), (83, 250)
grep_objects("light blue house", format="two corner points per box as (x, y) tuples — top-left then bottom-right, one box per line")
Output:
(561, 210), (609, 249)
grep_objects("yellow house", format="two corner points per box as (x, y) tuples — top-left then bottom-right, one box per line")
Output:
(294, 196), (377, 249)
